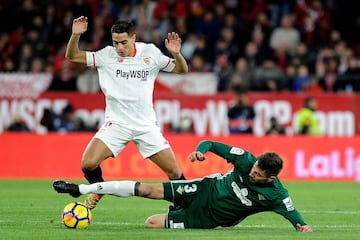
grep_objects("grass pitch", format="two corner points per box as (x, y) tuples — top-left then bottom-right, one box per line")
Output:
(0, 180), (359, 240)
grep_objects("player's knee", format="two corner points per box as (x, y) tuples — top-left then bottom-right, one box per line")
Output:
(169, 171), (186, 180)
(167, 169), (183, 180)
(81, 157), (99, 171)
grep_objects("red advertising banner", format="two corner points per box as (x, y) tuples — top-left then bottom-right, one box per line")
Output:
(1, 92), (359, 136)
(1, 133), (360, 182)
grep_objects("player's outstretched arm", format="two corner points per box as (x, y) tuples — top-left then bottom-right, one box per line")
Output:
(65, 16), (87, 64)
(296, 223), (313, 232)
(165, 32), (188, 74)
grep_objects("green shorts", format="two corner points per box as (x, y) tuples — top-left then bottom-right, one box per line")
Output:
(163, 174), (221, 229)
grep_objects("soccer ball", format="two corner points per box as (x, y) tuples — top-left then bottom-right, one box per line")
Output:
(62, 202), (92, 229)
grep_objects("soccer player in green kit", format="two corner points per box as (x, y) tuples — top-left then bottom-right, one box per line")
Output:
(53, 140), (312, 232)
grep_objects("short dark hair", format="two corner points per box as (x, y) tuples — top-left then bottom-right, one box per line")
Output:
(257, 152), (283, 177)
(111, 20), (135, 35)
(304, 96), (315, 107)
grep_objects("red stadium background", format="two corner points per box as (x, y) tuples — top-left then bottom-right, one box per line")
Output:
(0, 82), (360, 181)
(1, 91), (360, 182)
(1, 133), (360, 182)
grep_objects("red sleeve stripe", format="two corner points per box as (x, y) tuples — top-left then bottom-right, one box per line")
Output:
(92, 53), (96, 68)
(161, 59), (171, 70)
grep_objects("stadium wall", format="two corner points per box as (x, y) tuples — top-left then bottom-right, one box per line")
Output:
(1, 133), (360, 182)
(1, 92), (359, 136)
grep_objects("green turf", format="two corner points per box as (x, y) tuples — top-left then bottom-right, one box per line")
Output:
(0, 180), (359, 240)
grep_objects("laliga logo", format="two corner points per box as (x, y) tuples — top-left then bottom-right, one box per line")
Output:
(295, 148), (360, 181)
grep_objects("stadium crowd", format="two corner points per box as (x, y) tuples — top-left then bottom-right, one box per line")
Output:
(1, 0), (360, 93)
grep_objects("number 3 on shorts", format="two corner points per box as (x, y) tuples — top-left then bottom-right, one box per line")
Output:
(184, 184), (197, 193)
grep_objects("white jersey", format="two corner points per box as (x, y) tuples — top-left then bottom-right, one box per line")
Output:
(86, 42), (175, 128)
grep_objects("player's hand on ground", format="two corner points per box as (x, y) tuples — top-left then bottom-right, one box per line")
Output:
(188, 151), (205, 162)
(165, 32), (181, 55)
(296, 224), (312, 232)
(72, 16), (88, 35)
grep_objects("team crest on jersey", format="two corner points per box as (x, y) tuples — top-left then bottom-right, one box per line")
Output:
(118, 58), (124, 63)
(258, 194), (266, 200)
(230, 147), (245, 155)
(143, 57), (151, 65)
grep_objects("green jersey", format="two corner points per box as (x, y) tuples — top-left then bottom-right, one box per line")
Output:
(164, 140), (307, 229)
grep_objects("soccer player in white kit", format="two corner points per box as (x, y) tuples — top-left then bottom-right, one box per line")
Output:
(65, 16), (188, 209)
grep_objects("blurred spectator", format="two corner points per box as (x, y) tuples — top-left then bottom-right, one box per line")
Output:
(227, 57), (252, 92)
(292, 64), (311, 92)
(195, 8), (220, 55)
(186, 0), (205, 34)
(304, 75), (324, 93)
(222, 11), (242, 43)
(214, 53), (233, 92)
(73, 117), (98, 132)
(117, 2), (137, 22)
(290, 42), (315, 72)
(16, 0), (39, 32)
(243, 41), (262, 71)
(306, 0), (332, 44)
(250, 57), (287, 91)
(0, 33), (11, 63)
(316, 48), (340, 92)
(0, 0), (357, 97)
(30, 57), (45, 73)
(53, 104), (77, 132)
(335, 56), (360, 92)
(69, 0), (93, 42)
(41, 3), (57, 50)
(328, 29), (342, 49)
(227, 91), (255, 134)
(252, 11), (273, 46)
(40, 108), (55, 132)
(240, 0), (266, 29)
(298, 14), (321, 51)
(6, 114), (31, 132)
(181, 33), (198, 61)
(266, 116), (286, 135)
(89, 15), (110, 51)
(296, 96), (320, 135)
(170, 116), (194, 134)
(189, 54), (209, 72)
(48, 62), (77, 91)
(2, 58), (16, 72)
(16, 43), (34, 72)
(268, 0), (294, 27)
(219, 27), (238, 63)
(335, 41), (351, 74)
(98, 0), (119, 30)
(249, 28), (272, 65)
(269, 14), (300, 56)
(284, 64), (297, 90)
(150, 29), (167, 53)
(22, 27), (46, 58)
(76, 69), (100, 93)
(136, 0), (158, 42)
(192, 34), (213, 67)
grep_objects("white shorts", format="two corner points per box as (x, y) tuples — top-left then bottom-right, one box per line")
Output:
(93, 122), (171, 158)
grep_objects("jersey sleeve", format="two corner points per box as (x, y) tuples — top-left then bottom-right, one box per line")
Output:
(149, 43), (175, 72)
(195, 140), (253, 165)
(85, 47), (109, 68)
(273, 196), (307, 230)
